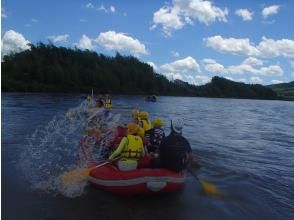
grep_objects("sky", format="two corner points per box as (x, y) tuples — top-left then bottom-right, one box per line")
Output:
(1, 0), (294, 85)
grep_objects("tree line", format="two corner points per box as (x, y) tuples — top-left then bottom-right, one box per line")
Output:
(267, 81), (294, 100)
(2, 43), (278, 100)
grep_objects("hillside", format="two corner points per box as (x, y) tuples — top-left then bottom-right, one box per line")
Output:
(2, 43), (196, 96)
(267, 81), (294, 101)
(199, 77), (278, 99)
(1, 43), (279, 100)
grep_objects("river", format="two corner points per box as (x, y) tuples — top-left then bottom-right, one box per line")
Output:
(2, 93), (294, 220)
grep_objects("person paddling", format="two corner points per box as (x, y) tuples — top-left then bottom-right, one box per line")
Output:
(146, 117), (165, 154)
(154, 119), (200, 172)
(108, 123), (145, 171)
(139, 111), (152, 132)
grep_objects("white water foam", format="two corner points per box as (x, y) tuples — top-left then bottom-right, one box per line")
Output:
(20, 99), (121, 197)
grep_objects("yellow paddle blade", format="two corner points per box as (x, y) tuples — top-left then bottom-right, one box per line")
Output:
(60, 167), (91, 185)
(200, 180), (222, 196)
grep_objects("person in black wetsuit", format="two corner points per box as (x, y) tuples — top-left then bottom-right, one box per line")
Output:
(146, 117), (165, 154)
(154, 119), (200, 172)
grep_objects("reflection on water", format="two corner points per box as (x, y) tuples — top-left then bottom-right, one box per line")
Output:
(2, 93), (294, 220)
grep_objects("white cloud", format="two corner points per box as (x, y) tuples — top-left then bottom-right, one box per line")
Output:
(110, 6), (116, 13)
(250, 76), (263, 84)
(159, 57), (202, 84)
(257, 37), (294, 58)
(185, 17), (194, 25)
(235, 9), (253, 21)
(224, 77), (247, 83)
(257, 65), (283, 76)
(171, 51), (180, 57)
(147, 61), (158, 71)
(203, 58), (226, 74)
(204, 35), (294, 58)
(160, 56), (201, 74)
(152, 6), (184, 36)
(96, 31), (148, 56)
(86, 3), (94, 9)
(225, 76), (234, 81)
(242, 57), (263, 66)
(203, 57), (283, 77)
(48, 34), (69, 43)
(31, 18), (38, 22)
(1, 30), (31, 57)
(270, 80), (283, 84)
(2, 8), (7, 18)
(77, 34), (94, 50)
(152, 0), (228, 35)
(227, 63), (257, 75)
(175, 0), (228, 25)
(98, 4), (116, 13)
(195, 75), (211, 85)
(236, 78), (247, 83)
(262, 5), (280, 19)
(227, 63), (283, 76)
(165, 73), (208, 85)
(149, 24), (157, 31)
(98, 5), (108, 13)
(204, 35), (259, 56)
(164, 72), (183, 81)
(179, 74), (201, 85)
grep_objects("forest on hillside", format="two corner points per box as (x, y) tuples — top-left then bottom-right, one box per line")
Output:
(268, 81), (294, 100)
(1, 43), (279, 100)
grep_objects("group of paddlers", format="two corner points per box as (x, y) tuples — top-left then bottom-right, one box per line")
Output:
(81, 96), (201, 173)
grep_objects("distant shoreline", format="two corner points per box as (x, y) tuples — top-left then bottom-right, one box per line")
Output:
(2, 91), (293, 102)
(2, 43), (293, 101)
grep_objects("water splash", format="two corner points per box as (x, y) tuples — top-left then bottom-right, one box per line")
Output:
(20, 99), (121, 197)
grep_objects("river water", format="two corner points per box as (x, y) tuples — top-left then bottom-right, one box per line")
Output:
(2, 93), (294, 220)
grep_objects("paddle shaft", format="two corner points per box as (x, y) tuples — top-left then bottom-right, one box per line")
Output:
(187, 167), (201, 184)
(89, 160), (112, 171)
(89, 155), (122, 172)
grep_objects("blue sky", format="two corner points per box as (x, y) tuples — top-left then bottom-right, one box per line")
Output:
(1, 0), (294, 85)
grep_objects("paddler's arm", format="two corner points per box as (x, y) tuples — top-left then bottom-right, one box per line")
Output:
(108, 137), (128, 160)
(183, 140), (201, 169)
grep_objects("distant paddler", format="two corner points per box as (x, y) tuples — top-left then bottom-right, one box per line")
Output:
(131, 109), (140, 124)
(139, 111), (152, 132)
(87, 98), (105, 123)
(105, 94), (112, 110)
(104, 94), (113, 120)
(66, 95), (93, 119)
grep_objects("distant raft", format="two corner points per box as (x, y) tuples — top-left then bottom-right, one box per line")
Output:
(145, 95), (157, 102)
(88, 164), (185, 195)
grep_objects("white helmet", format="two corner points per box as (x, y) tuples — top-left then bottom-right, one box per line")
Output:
(172, 119), (183, 134)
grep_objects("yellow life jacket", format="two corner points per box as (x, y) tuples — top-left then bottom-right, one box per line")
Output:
(105, 98), (112, 110)
(142, 119), (152, 131)
(121, 135), (144, 160)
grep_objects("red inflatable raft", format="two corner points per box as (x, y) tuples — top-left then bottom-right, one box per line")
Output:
(88, 164), (185, 195)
